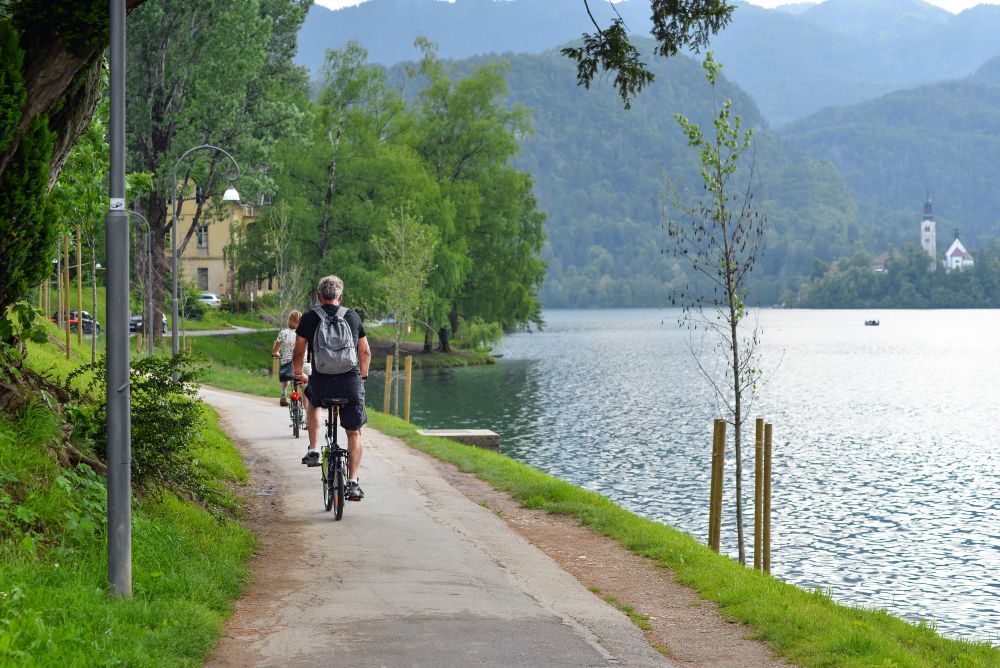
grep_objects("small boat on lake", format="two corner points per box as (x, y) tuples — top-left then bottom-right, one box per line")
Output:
(864, 319), (880, 326)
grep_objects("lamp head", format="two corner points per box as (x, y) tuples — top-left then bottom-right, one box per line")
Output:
(223, 183), (240, 202)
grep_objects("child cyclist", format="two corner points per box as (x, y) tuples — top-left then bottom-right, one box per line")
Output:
(272, 310), (301, 406)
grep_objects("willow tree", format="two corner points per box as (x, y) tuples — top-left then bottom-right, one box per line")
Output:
(408, 40), (543, 351)
(664, 53), (765, 564)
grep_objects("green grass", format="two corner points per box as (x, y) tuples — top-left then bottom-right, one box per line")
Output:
(365, 411), (1000, 668)
(3, 330), (256, 666)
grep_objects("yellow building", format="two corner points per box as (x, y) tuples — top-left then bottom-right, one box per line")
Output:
(171, 194), (260, 298)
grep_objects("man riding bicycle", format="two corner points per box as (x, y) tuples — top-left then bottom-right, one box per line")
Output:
(293, 275), (372, 501)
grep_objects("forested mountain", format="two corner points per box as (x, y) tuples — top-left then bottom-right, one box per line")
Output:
(385, 44), (861, 307)
(296, 0), (1000, 124)
(780, 56), (1000, 253)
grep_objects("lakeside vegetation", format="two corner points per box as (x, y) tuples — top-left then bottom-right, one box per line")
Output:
(792, 242), (1000, 308)
(0, 328), (255, 665)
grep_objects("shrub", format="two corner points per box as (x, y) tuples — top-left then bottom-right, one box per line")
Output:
(66, 354), (229, 509)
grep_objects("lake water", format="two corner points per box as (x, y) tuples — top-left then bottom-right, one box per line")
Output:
(368, 309), (1000, 643)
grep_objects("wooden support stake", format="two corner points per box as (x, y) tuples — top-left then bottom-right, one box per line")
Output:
(403, 355), (413, 422)
(763, 422), (774, 574)
(708, 420), (720, 550)
(272, 356), (279, 378)
(754, 417), (764, 570)
(709, 418), (726, 552)
(383, 354), (394, 415)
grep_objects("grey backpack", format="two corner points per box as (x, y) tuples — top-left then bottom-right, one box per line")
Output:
(311, 306), (358, 375)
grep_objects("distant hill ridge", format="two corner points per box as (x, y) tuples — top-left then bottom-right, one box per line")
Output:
(781, 56), (1000, 250)
(296, 0), (1000, 124)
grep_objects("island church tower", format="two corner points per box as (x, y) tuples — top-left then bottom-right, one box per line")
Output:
(920, 192), (936, 263)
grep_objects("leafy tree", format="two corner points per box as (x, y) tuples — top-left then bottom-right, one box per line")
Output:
(665, 53), (765, 564)
(409, 40), (543, 349)
(125, 0), (311, 340)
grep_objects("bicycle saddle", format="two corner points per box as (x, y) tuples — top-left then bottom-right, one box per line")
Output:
(315, 397), (351, 407)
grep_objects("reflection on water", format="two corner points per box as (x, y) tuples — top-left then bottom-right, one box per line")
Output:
(368, 309), (1000, 643)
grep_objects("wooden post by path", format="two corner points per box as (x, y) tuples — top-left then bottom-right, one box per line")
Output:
(403, 355), (413, 422)
(708, 420), (719, 550)
(272, 356), (279, 378)
(763, 422), (774, 574)
(383, 354), (394, 415)
(754, 417), (764, 570)
(708, 418), (726, 552)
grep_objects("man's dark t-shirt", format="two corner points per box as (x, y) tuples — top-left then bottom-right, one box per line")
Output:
(295, 303), (366, 377)
(295, 303), (368, 429)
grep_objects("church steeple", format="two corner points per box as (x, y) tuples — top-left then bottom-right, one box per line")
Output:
(920, 191), (937, 264)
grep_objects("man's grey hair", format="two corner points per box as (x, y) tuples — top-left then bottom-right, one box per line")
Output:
(317, 275), (344, 301)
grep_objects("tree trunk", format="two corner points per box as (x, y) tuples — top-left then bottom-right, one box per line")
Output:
(728, 277), (746, 566)
(144, 192), (171, 344)
(318, 125), (343, 261)
(423, 326), (433, 353)
(0, 1), (148, 188)
(90, 240), (98, 364)
(449, 303), (460, 336)
(437, 327), (451, 353)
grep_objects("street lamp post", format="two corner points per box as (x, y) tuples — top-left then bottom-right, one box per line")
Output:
(106, 0), (131, 597)
(130, 210), (154, 356)
(170, 145), (241, 359)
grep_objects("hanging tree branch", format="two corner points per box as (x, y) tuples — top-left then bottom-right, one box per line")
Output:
(562, 0), (736, 109)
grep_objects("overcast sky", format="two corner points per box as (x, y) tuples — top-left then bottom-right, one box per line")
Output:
(315, 0), (1000, 13)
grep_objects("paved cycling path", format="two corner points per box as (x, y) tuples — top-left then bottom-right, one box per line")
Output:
(202, 387), (673, 668)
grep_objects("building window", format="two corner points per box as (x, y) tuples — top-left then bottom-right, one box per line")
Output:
(924, 225), (931, 233)
(196, 225), (209, 249)
(196, 267), (209, 291)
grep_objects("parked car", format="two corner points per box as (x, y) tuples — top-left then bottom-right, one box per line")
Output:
(198, 292), (222, 307)
(129, 313), (167, 334)
(52, 310), (101, 334)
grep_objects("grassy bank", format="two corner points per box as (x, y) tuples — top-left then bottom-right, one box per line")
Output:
(365, 411), (999, 668)
(179, 329), (492, 399)
(0, 334), (256, 666)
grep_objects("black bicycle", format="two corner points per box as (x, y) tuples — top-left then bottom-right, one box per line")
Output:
(318, 397), (350, 520)
(288, 381), (306, 439)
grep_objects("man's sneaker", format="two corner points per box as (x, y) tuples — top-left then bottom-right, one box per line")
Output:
(301, 450), (320, 467)
(279, 396), (289, 407)
(347, 480), (364, 501)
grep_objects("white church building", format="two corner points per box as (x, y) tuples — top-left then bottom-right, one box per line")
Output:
(919, 194), (974, 272)
(945, 234), (975, 271)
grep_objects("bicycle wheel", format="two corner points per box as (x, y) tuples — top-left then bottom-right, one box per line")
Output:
(333, 461), (346, 521)
(322, 450), (334, 512)
(291, 402), (301, 439)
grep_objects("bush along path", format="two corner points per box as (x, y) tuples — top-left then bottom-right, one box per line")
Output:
(0, 331), (255, 666)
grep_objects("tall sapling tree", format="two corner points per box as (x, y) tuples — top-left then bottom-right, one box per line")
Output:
(664, 52), (766, 565)
(374, 204), (437, 415)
